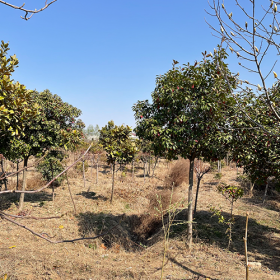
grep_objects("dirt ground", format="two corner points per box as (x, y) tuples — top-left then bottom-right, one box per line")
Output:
(0, 157), (280, 279)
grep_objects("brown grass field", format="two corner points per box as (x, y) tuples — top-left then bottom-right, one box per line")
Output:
(0, 156), (280, 279)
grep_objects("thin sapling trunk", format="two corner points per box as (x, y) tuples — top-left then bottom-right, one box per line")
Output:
(19, 157), (28, 211)
(187, 159), (194, 248)
(110, 163), (115, 203)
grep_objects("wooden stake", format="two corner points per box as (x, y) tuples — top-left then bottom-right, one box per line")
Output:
(243, 212), (249, 280)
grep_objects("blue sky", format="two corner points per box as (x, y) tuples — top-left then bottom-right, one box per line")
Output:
(1, 0), (277, 129)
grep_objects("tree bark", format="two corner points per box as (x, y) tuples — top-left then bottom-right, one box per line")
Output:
(194, 176), (201, 216)
(50, 160), (55, 201)
(19, 157), (28, 211)
(16, 161), (19, 190)
(249, 181), (254, 197)
(187, 159), (194, 248)
(152, 157), (158, 178)
(110, 163), (115, 203)
(82, 160), (86, 189)
(96, 156), (99, 184)
(263, 180), (269, 203)
(1, 158), (7, 191)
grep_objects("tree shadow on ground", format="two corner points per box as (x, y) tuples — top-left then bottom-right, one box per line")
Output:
(242, 193), (280, 212)
(76, 191), (107, 201)
(168, 257), (219, 280)
(0, 192), (52, 210)
(188, 210), (280, 272)
(76, 211), (221, 279)
(76, 207), (280, 271)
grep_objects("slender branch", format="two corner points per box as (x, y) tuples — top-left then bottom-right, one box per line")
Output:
(0, 212), (124, 244)
(0, 0), (57, 20)
(0, 211), (62, 220)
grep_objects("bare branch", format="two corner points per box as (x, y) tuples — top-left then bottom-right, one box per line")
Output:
(0, 0), (57, 20)
(0, 212), (124, 244)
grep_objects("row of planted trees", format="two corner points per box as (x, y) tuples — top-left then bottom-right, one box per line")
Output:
(2, 38), (280, 250)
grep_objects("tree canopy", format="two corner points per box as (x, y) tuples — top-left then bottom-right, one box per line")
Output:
(133, 48), (237, 247)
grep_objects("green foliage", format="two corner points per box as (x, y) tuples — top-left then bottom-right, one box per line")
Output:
(99, 120), (138, 166)
(214, 172), (223, 180)
(0, 41), (39, 137)
(75, 160), (89, 174)
(229, 84), (280, 185)
(217, 184), (244, 201)
(37, 149), (67, 186)
(1, 89), (84, 161)
(132, 48), (236, 162)
(211, 183), (244, 248)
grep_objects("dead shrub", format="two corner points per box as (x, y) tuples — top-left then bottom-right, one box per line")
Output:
(132, 188), (181, 241)
(164, 158), (189, 188)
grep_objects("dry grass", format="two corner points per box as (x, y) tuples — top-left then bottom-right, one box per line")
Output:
(0, 157), (280, 279)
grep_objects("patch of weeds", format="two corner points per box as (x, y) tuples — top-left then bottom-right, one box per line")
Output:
(124, 203), (131, 211)
(214, 173), (223, 180)
(88, 243), (97, 250)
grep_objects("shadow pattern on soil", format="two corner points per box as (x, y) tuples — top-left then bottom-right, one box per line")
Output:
(191, 210), (280, 272)
(76, 191), (108, 201)
(0, 192), (52, 210)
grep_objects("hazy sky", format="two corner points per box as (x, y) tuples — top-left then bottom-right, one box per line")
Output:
(1, 0), (277, 129)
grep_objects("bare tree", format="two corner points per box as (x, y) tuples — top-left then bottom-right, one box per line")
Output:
(0, 0), (57, 20)
(207, 0), (280, 134)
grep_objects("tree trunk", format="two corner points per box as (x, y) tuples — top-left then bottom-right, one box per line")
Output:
(187, 159), (194, 248)
(194, 176), (201, 216)
(1, 158), (7, 191)
(263, 180), (269, 203)
(50, 161), (55, 201)
(132, 160), (134, 179)
(16, 161), (19, 190)
(249, 181), (254, 197)
(96, 156), (99, 184)
(148, 155), (151, 176)
(19, 157), (28, 211)
(110, 163), (115, 203)
(152, 156), (158, 177)
(143, 161), (146, 182)
(82, 160), (86, 188)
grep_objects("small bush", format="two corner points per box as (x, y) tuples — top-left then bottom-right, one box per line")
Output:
(214, 172), (223, 180)
(37, 149), (67, 187)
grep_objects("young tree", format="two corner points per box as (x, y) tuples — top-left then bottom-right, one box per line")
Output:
(99, 121), (138, 203)
(133, 49), (236, 247)
(2, 89), (84, 210)
(229, 86), (280, 198)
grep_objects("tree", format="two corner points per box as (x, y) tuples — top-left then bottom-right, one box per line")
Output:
(0, 41), (39, 138)
(99, 121), (138, 203)
(2, 89), (84, 210)
(207, 0), (280, 135)
(36, 148), (68, 200)
(0, 0), (57, 20)
(133, 49), (236, 247)
(229, 86), (280, 199)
